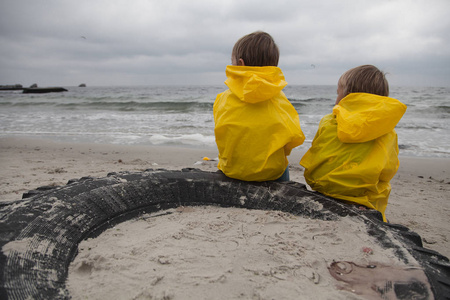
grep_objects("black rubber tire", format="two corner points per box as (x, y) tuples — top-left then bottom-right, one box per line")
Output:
(0, 169), (449, 299)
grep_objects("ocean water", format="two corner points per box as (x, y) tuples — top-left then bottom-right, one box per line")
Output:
(0, 85), (449, 158)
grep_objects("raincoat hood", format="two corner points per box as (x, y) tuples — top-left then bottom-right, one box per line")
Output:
(333, 93), (407, 143)
(224, 65), (287, 104)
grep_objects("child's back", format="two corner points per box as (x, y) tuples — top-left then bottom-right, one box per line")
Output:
(300, 65), (407, 221)
(214, 32), (305, 181)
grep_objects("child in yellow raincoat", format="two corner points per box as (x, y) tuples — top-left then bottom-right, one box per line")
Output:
(214, 31), (305, 182)
(300, 65), (407, 221)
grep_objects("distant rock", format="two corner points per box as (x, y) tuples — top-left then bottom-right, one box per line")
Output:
(29, 83), (38, 88)
(23, 87), (68, 94)
(0, 84), (23, 91)
(78, 83), (86, 87)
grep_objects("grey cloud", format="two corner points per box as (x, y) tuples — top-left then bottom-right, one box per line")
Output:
(0, 0), (449, 87)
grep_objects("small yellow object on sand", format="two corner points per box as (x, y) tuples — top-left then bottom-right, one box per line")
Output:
(202, 157), (211, 161)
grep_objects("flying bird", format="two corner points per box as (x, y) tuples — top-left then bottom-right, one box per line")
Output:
(80, 36), (87, 39)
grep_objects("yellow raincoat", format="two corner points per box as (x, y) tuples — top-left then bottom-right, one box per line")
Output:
(214, 65), (305, 181)
(300, 93), (407, 221)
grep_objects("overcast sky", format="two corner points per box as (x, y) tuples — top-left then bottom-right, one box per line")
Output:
(1, 0), (449, 87)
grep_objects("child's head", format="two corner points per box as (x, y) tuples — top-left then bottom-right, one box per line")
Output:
(336, 65), (389, 104)
(231, 31), (279, 67)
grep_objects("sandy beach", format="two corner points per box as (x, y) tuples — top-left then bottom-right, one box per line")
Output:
(1, 136), (449, 257)
(1, 136), (449, 298)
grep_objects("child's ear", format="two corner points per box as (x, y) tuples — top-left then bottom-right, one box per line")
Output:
(238, 59), (245, 66)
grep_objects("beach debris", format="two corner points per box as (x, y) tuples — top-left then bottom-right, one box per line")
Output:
(48, 167), (67, 174)
(312, 271), (320, 284)
(195, 157), (218, 164)
(423, 237), (437, 245)
(362, 247), (373, 255)
(157, 257), (171, 265)
(3, 169), (448, 299)
(202, 157), (218, 161)
(328, 261), (432, 299)
(150, 276), (164, 286)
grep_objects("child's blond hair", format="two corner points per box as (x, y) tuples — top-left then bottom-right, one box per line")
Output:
(339, 65), (389, 97)
(232, 31), (279, 67)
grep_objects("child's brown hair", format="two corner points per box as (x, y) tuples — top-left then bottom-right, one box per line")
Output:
(232, 31), (279, 67)
(338, 65), (389, 97)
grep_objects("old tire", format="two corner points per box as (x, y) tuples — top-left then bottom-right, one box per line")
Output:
(0, 169), (449, 299)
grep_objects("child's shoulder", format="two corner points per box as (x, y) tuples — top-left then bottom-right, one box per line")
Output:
(320, 113), (335, 125)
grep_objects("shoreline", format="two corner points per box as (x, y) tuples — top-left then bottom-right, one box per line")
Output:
(1, 136), (449, 258)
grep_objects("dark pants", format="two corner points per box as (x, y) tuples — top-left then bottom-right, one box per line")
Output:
(275, 167), (290, 182)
